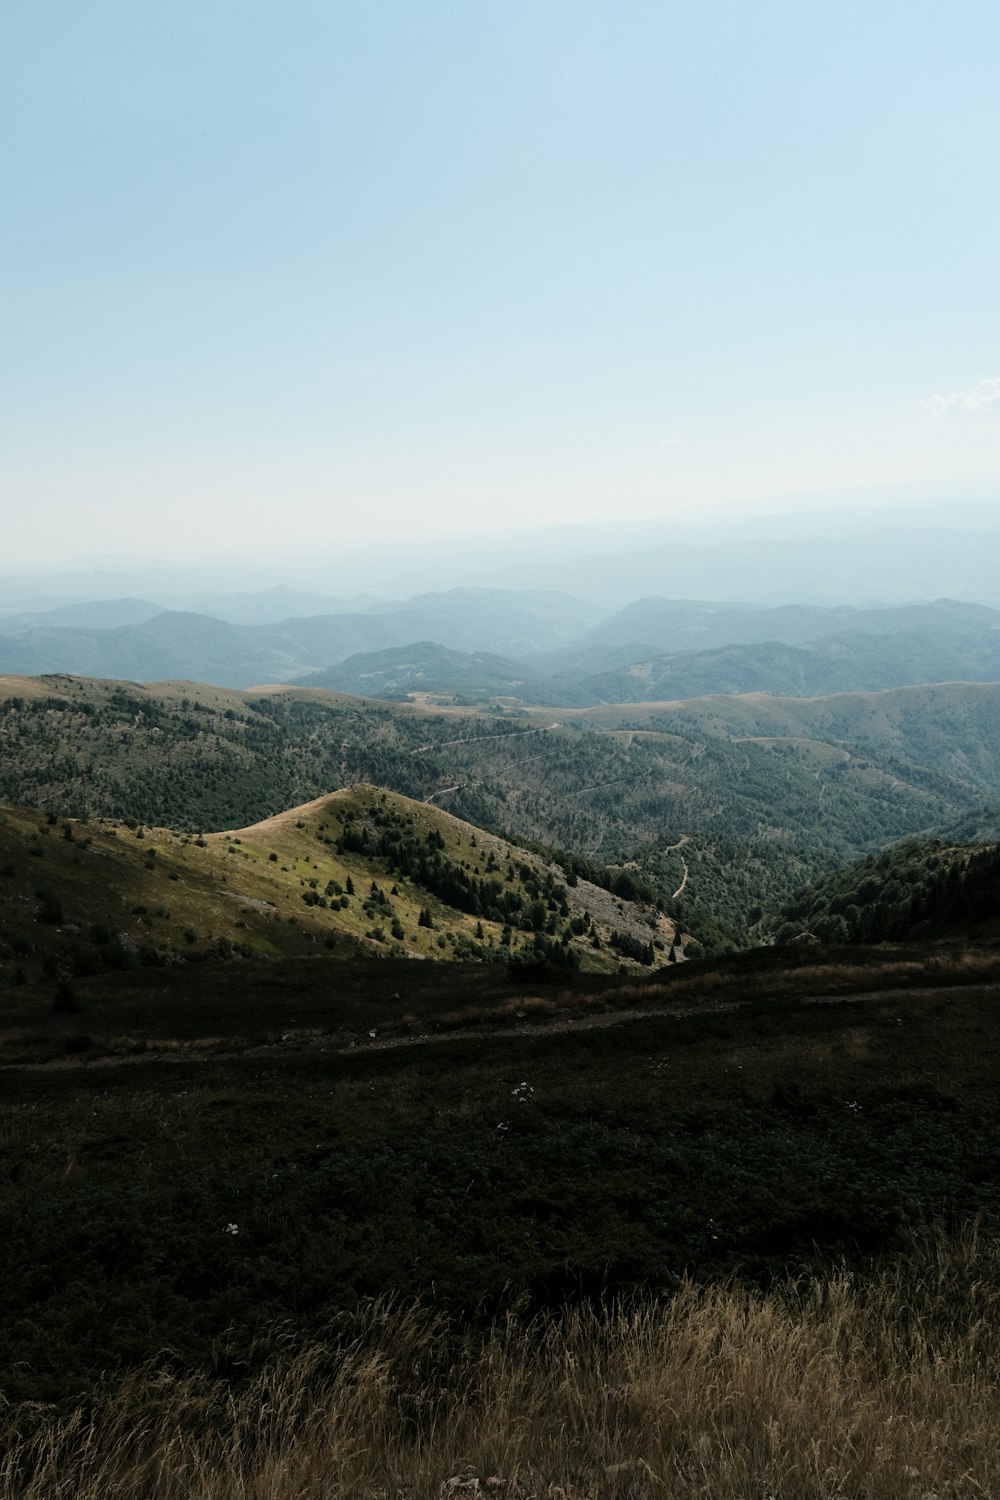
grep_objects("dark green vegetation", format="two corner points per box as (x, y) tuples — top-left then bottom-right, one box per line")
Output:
(3, 663), (1000, 1427)
(4, 674), (1000, 945)
(4, 953), (1000, 1405)
(771, 836), (1000, 945)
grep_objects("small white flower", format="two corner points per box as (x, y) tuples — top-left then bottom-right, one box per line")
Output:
(224, 1222), (239, 1235)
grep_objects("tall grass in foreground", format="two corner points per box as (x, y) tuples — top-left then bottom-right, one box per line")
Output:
(5, 1229), (1000, 1499)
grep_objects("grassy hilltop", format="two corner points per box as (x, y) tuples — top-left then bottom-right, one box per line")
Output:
(0, 783), (685, 1064)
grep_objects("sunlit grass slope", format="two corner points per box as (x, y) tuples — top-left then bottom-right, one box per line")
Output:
(0, 784), (680, 1055)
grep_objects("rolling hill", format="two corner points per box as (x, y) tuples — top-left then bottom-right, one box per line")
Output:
(0, 785), (680, 1019)
(295, 640), (567, 704)
(2, 673), (999, 947)
(572, 595), (1000, 654)
(0, 596), (165, 636)
(560, 679), (1000, 795)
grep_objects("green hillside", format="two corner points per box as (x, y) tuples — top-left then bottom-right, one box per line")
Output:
(570, 628), (1000, 704)
(769, 835), (1000, 945)
(2, 673), (998, 948)
(0, 785), (685, 1062)
(553, 679), (1000, 794)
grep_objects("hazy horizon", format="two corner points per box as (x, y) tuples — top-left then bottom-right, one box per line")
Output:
(3, 493), (1000, 619)
(6, 489), (1000, 579)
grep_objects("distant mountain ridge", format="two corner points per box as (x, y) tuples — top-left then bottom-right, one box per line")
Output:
(296, 641), (565, 705)
(6, 502), (1000, 610)
(0, 596), (165, 636)
(294, 598), (1000, 706)
(0, 589), (603, 689)
(1, 589), (1000, 702)
(575, 595), (1000, 653)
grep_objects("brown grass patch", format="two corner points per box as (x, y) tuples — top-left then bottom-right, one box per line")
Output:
(4, 1229), (1000, 1497)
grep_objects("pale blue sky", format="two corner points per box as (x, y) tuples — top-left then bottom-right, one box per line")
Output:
(3, 1), (999, 564)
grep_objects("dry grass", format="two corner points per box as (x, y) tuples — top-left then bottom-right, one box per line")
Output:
(607, 949), (1000, 1013)
(424, 957), (971, 1039)
(5, 1231), (1000, 1498)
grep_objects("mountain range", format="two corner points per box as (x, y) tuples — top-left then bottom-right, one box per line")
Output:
(0, 588), (602, 690)
(2, 589), (1000, 703)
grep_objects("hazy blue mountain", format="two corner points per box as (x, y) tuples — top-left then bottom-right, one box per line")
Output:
(0, 597), (165, 636)
(295, 641), (563, 704)
(6, 499), (1000, 611)
(536, 526), (1000, 609)
(569, 627), (1000, 704)
(574, 596), (1000, 654)
(3, 575), (1000, 698)
(577, 598), (856, 652)
(376, 587), (604, 654)
(0, 612), (409, 687)
(0, 588), (607, 688)
(0, 613), (268, 685)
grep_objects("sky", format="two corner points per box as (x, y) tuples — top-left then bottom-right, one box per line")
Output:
(2, 0), (1000, 567)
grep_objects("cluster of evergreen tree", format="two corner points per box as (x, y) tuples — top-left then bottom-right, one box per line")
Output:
(508, 931), (581, 970)
(771, 838), (1000, 944)
(335, 804), (576, 936)
(607, 929), (656, 965)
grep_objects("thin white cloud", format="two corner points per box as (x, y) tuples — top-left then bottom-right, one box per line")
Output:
(919, 376), (1000, 417)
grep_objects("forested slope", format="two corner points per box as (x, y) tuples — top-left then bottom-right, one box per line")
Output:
(3, 674), (998, 946)
(769, 837), (1000, 945)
